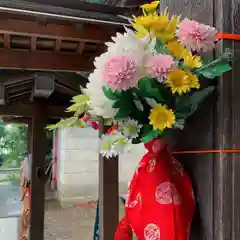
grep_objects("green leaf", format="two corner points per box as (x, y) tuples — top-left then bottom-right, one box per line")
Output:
(197, 62), (232, 79)
(138, 77), (162, 101)
(175, 86), (215, 119)
(141, 129), (162, 143)
(45, 117), (79, 130)
(103, 87), (121, 101)
(46, 119), (66, 130)
(155, 40), (171, 55)
(115, 108), (132, 120)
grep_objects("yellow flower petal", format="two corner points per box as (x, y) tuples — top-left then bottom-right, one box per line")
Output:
(140, 1), (160, 12)
(131, 23), (149, 38)
(166, 41), (188, 59)
(149, 104), (176, 131)
(182, 51), (202, 69)
(165, 69), (200, 95)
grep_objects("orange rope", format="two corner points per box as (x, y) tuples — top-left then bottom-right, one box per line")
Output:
(172, 149), (240, 155)
(216, 33), (240, 41)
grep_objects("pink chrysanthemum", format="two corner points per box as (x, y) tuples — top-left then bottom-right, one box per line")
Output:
(177, 18), (217, 52)
(146, 54), (174, 82)
(102, 55), (138, 90)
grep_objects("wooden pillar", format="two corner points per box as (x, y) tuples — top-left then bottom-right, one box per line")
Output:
(99, 121), (119, 240)
(29, 103), (47, 240)
(213, 0), (240, 238)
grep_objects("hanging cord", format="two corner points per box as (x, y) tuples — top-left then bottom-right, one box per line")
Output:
(172, 149), (240, 155)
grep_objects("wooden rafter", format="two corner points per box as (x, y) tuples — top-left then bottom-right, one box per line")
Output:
(0, 49), (93, 71)
(0, 18), (114, 43)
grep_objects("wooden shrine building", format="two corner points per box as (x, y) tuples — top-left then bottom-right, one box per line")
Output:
(0, 0), (239, 240)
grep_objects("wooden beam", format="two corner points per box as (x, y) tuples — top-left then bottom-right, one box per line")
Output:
(0, 103), (70, 118)
(0, 84), (5, 105)
(2, 116), (31, 124)
(33, 73), (55, 98)
(0, 49), (93, 72)
(0, 19), (112, 43)
(29, 103), (47, 240)
(99, 121), (119, 240)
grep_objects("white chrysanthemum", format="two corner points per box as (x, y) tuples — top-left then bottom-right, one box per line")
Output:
(84, 69), (117, 119)
(106, 27), (154, 54)
(100, 134), (118, 158)
(100, 133), (131, 158)
(120, 119), (142, 139)
(114, 137), (131, 154)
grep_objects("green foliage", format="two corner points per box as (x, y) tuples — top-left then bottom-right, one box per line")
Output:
(142, 125), (162, 143)
(0, 123), (28, 168)
(0, 120), (53, 168)
(113, 90), (134, 120)
(103, 87), (121, 101)
(197, 62), (232, 79)
(138, 77), (163, 101)
(155, 40), (171, 55)
(175, 86), (215, 120)
(46, 92), (89, 130)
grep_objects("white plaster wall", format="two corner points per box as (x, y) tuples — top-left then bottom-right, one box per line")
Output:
(57, 127), (146, 207)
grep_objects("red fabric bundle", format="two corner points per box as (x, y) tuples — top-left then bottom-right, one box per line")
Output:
(115, 139), (195, 240)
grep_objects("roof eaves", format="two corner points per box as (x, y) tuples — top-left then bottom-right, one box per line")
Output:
(0, 0), (132, 26)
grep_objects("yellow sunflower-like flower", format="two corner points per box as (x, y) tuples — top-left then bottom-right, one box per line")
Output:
(140, 1), (160, 13)
(149, 104), (176, 131)
(182, 50), (202, 69)
(132, 7), (180, 42)
(165, 69), (200, 95)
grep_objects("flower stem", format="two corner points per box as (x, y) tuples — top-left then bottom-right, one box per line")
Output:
(194, 58), (222, 74)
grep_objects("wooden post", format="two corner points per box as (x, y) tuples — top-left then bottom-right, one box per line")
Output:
(98, 120), (119, 240)
(29, 103), (47, 240)
(213, 0), (240, 238)
(160, 0), (240, 239)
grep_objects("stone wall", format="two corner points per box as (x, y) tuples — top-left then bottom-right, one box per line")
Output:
(55, 127), (146, 207)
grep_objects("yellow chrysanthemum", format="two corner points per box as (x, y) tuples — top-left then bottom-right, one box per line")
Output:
(152, 9), (180, 42)
(182, 50), (202, 69)
(140, 1), (160, 13)
(165, 69), (200, 95)
(166, 42), (202, 68)
(166, 41), (186, 58)
(149, 104), (176, 131)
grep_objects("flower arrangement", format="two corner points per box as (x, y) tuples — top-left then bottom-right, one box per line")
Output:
(47, 1), (232, 158)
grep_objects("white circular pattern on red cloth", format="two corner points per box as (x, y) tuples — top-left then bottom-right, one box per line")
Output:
(155, 181), (181, 205)
(144, 223), (161, 240)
